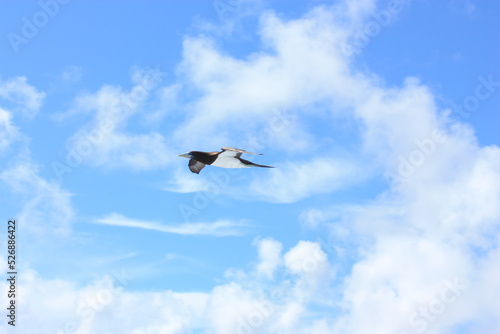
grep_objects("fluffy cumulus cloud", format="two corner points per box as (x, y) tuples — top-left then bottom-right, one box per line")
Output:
(0, 261), (208, 334)
(160, 1), (500, 331)
(255, 237), (282, 279)
(326, 143), (500, 333)
(1, 238), (334, 334)
(174, 7), (353, 149)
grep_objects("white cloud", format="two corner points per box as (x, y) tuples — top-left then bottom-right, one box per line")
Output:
(60, 65), (85, 84)
(0, 76), (45, 118)
(0, 263), (209, 334)
(299, 208), (327, 230)
(170, 4), (405, 202)
(169, 1), (500, 332)
(0, 107), (20, 153)
(249, 157), (365, 203)
(284, 241), (328, 276)
(143, 83), (182, 124)
(94, 212), (250, 236)
(306, 122), (500, 334)
(0, 76), (44, 152)
(163, 168), (211, 193)
(63, 68), (174, 170)
(0, 239), (337, 334)
(1, 160), (74, 236)
(173, 6), (356, 150)
(254, 237), (283, 279)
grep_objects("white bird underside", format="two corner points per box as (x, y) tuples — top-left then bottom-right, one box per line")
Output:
(210, 156), (253, 168)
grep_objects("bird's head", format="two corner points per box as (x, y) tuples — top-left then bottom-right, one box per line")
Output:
(177, 152), (193, 159)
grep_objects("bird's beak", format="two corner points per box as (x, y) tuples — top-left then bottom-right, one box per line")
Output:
(177, 153), (191, 158)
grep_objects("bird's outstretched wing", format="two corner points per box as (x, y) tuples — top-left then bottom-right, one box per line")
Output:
(219, 147), (263, 158)
(189, 159), (206, 174)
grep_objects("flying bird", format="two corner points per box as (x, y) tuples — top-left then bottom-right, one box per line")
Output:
(177, 147), (274, 174)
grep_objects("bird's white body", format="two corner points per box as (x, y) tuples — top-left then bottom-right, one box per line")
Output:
(210, 151), (252, 168)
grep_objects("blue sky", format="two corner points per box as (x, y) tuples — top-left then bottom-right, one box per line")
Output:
(1, 0), (499, 333)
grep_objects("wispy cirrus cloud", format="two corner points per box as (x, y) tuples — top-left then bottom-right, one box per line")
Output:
(94, 212), (250, 236)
